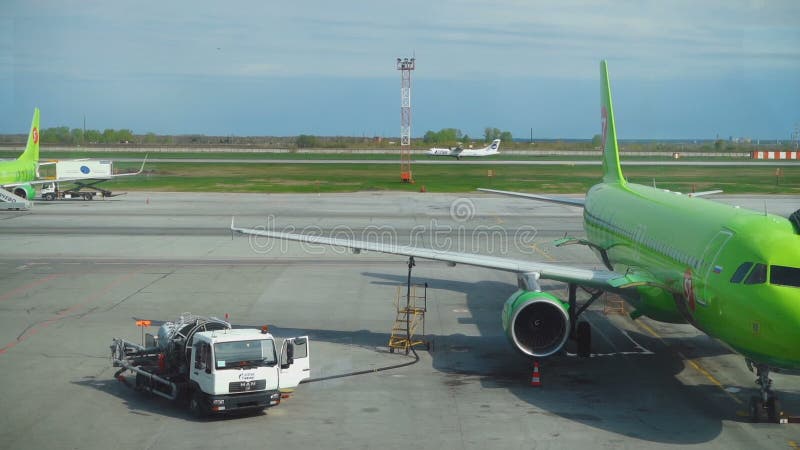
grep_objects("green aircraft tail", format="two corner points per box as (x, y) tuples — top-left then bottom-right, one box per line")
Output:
(600, 61), (625, 185)
(18, 108), (40, 164)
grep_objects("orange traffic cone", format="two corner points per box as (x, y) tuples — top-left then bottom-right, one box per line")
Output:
(530, 361), (541, 387)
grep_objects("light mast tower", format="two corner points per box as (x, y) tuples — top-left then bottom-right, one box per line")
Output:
(397, 57), (415, 183)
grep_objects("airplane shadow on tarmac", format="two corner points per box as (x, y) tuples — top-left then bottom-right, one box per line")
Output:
(286, 270), (796, 444)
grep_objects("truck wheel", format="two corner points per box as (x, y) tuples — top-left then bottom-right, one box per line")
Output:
(43, 193), (55, 201)
(189, 391), (208, 418)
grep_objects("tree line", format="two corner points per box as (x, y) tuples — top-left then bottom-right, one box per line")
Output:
(39, 127), (137, 144)
(422, 127), (513, 145)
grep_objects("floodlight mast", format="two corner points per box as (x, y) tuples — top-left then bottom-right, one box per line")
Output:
(397, 57), (415, 183)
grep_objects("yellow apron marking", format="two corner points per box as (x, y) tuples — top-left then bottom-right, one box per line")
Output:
(634, 319), (743, 405)
(529, 242), (555, 261)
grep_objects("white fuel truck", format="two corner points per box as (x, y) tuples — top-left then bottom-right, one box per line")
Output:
(111, 313), (310, 416)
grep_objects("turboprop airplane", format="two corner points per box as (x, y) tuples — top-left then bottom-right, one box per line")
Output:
(1, 108), (147, 204)
(232, 61), (800, 423)
(427, 139), (500, 159)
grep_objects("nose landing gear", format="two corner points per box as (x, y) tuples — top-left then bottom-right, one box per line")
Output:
(747, 361), (782, 423)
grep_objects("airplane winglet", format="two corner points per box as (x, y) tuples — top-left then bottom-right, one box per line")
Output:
(136, 154), (148, 175)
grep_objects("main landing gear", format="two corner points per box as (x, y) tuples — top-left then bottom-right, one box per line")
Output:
(747, 360), (782, 423)
(568, 283), (602, 358)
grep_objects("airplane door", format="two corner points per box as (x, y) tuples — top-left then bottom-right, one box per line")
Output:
(279, 336), (310, 391)
(698, 230), (733, 306)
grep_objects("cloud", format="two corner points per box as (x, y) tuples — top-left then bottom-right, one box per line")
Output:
(2, 0), (798, 137)
(4, 0), (799, 81)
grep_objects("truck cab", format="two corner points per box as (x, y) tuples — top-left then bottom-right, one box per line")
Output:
(189, 329), (310, 415)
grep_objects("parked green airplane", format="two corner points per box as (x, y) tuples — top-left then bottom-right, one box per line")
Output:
(0, 108), (40, 199)
(232, 61), (800, 422)
(1, 108), (147, 205)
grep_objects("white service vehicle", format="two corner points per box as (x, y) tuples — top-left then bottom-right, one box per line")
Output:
(111, 314), (310, 416)
(39, 157), (146, 200)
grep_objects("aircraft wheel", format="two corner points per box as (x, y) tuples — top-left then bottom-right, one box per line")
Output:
(576, 321), (591, 358)
(749, 396), (766, 423)
(767, 396), (782, 423)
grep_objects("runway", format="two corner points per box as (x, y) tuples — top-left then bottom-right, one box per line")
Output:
(1, 192), (799, 449)
(114, 158), (800, 166)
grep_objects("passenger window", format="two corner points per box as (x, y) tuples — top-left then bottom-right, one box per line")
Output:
(730, 262), (753, 283)
(771, 266), (800, 288)
(744, 263), (767, 285)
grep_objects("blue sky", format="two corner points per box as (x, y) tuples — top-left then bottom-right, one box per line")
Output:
(2, 1), (799, 140)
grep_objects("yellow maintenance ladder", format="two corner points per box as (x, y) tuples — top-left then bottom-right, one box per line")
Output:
(388, 283), (428, 354)
(388, 257), (429, 354)
(603, 293), (627, 315)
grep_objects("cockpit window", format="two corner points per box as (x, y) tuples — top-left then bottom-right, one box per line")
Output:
(730, 262), (753, 283)
(743, 263), (767, 285)
(771, 266), (800, 288)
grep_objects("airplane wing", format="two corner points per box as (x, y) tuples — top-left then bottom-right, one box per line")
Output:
(230, 219), (656, 292)
(477, 188), (585, 207)
(688, 190), (723, 198)
(451, 147), (463, 155)
(1, 156), (147, 188)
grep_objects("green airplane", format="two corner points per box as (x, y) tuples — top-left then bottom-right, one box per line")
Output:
(1, 108), (147, 206)
(232, 61), (800, 422)
(0, 108), (40, 200)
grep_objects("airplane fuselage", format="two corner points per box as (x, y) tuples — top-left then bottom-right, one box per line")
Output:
(427, 148), (499, 158)
(427, 139), (501, 158)
(584, 181), (800, 370)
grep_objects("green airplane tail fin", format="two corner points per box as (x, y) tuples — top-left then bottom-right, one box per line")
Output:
(18, 108), (40, 164)
(600, 61), (625, 185)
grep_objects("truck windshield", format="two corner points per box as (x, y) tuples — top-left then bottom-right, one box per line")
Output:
(214, 339), (276, 369)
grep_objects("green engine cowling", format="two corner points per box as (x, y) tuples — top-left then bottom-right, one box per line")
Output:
(12, 183), (35, 200)
(501, 289), (571, 358)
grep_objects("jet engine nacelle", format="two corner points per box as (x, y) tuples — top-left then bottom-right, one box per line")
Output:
(13, 183), (35, 200)
(501, 289), (570, 358)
